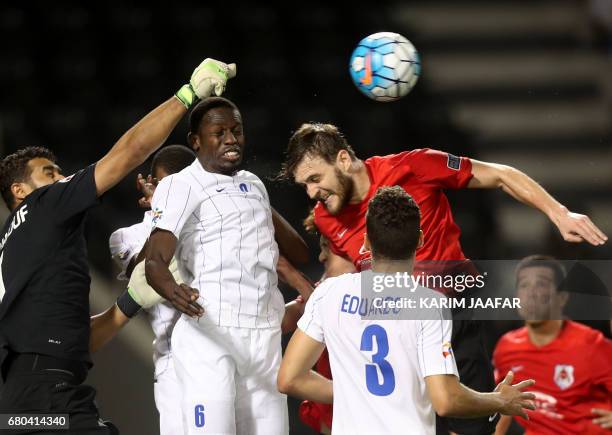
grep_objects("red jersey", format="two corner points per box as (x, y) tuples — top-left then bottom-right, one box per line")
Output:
(314, 149), (473, 270)
(493, 321), (612, 435)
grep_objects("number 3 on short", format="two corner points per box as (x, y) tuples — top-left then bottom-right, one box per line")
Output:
(360, 324), (395, 396)
(194, 404), (205, 428)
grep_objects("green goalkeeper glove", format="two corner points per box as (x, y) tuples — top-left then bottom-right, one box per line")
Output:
(175, 58), (237, 109)
(116, 257), (183, 317)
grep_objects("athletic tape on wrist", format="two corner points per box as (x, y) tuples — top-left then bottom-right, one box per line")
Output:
(116, 288), (142, 318)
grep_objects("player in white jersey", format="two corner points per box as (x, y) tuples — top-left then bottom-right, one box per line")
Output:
(108, 145), (196, 435)
(278, 186), (537, 435)
(145, 97), (309, 435)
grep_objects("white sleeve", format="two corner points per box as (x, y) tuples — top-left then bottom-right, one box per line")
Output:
(150, 175), (199, 239)
(297, 288), (326, 344)
(108, 212), (153, 280)
(417, 313), (459, 378)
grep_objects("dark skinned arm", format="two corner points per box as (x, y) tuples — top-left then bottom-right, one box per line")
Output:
(272, 208), (309, 266)
(277, 254), (314, 300)
(145, 229), (203, 317)
(281, 298), (306, 335)
(126, 239), (150, 278)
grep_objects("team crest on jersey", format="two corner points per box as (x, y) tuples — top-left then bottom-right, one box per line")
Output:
(447, 154), (461, 170)
(151, 208), (163, 225)
(553, 364), (574, 390)
(442, 341), (453, 358)
(239, 182), (249, 192)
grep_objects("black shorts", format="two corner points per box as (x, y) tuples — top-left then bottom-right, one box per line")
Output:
(0, 353), (118, 435)
(436, 319), (500, 435)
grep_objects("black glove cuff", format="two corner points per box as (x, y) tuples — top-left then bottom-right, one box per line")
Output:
(116, 288), (142, 318)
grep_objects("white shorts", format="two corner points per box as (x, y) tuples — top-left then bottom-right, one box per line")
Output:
(154, 358), (184, 435)
(172, 315), (289, 435)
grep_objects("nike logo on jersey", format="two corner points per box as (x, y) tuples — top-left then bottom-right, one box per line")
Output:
(337, 228), (348, 238)
(215, 187), (226, 192)
(488, 413), (498, 423)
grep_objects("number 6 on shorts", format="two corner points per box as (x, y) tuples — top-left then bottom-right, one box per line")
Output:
(194, 404), (205, 428)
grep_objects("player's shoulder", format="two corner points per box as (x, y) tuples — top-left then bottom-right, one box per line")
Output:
(312, 272), (360, 301)
(158, 161), (208, 190)
(235, 170), (267, 191)
(364, 149), (433, 180)
(235, 169), (262, 183)
(497, 326), (530, 351)
(564, 320), (607, 345)
(365, 148), (427, 166)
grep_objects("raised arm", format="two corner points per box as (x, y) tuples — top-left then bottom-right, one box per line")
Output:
(468, 159), (607, 246)
(272, 208), (310, 265)
(94, 58), (236, 196)
(94, 99), (186, 196)
(425, 371), (535, 419)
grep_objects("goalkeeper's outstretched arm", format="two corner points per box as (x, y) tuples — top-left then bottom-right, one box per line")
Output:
(93, 58), (236, 197)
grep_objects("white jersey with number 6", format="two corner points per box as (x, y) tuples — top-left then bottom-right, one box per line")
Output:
(150, 159), (284, 329)
(298, 272), (459, 435)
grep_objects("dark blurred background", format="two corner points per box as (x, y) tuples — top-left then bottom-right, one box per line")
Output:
(1, 1), (611, 434)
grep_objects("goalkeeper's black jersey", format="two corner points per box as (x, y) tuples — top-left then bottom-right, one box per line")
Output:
(0, 164), (99, 364)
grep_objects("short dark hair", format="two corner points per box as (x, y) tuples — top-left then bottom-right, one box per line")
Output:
(280, 123), (356, 180)
(0, 146), (57, 209)
(189, 97), (240, 134)
(366, 186), (421, 260)
(151, 145), (195, 176)
(516, 255), (567, 291)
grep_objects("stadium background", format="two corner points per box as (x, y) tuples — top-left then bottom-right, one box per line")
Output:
(0, 2), (611, 434)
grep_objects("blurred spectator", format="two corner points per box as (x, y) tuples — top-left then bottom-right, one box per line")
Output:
(493, 255), (612, 434)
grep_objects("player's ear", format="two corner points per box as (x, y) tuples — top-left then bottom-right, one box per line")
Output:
(187, 132), (200, 152)
(417, 230), (424, 249)
(336, 150), (352, 171)
(10, 182), (29, 204)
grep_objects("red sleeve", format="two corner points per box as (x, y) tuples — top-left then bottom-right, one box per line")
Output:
(590, 335), (612, 393)
(406, 148), (473, 189)
(492, 336), (509, 385)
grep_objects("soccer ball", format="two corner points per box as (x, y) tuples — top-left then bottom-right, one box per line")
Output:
(349, 32), (420, 102)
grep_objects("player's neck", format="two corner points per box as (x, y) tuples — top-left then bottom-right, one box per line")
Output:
(526, 319), (564, 347)
(371, 258), (414, 274)
(349, 159), (370, 203)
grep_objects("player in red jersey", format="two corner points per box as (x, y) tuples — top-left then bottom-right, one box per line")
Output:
(279, 123), (607, 435)
(281, 124), (606, 272)
(493, 255), (612, 434)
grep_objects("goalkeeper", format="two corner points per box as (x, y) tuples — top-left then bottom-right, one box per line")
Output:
(91, 144), (196, 435)
(0, 57), (235, 434)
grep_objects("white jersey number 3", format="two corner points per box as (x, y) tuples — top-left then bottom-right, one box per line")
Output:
(360, 324), (396, 396)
